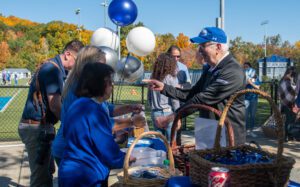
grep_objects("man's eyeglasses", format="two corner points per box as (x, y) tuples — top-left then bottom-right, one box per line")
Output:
(198, 43), (217, 50)
(68, 51), (77, 61)
(105, 78), (114, 86)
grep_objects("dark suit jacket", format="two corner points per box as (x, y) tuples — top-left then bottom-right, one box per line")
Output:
(161, 54), (246, 145)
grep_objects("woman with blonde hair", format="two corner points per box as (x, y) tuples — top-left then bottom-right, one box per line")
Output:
(52, 46), (145, 165)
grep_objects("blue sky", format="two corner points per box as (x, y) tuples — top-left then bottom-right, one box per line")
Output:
(0, 0), (299, 44)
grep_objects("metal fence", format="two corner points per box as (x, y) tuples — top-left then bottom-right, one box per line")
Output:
(0, 83), (153, 141)
(0, 76), (278, 141)
(0, 85), (29, 141)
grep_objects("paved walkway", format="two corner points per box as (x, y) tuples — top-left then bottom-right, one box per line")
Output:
(0, 128), (299, 187)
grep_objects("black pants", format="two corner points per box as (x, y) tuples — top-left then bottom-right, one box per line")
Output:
(282, 105), (296, 139)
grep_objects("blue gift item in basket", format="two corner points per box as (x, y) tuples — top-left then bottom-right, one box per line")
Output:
(203, 148), (274, 165)
(189, 90), (296, 187)
(127, 137), (152, 148)
(289, 180), (300, 187)
(127, 137), (167, 152)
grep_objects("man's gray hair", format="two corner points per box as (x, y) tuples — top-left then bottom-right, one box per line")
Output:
(209, 41), (229, 52)
(220, 43), (229, 52)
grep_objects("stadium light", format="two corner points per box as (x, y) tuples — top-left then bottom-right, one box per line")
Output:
(261, 20), (269, 57)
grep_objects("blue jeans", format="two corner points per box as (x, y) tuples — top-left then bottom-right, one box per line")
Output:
(151, 110), (175, 143)
(245, 99), (258, 130)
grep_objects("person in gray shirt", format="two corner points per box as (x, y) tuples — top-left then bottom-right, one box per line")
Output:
(147, 53), (180, 142)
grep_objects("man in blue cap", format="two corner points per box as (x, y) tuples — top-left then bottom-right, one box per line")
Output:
(143, 27), (246, 145)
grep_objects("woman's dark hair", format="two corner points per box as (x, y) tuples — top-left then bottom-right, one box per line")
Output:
(151, 53), (177, 81)
(281, 66), (297, 83)
(167, 45), (181, 54)
(75, 63), (114, 98)
(244, 62), (252, 67)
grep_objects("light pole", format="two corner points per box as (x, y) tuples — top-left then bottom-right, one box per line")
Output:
(261, 20), (269, 57)
(220, 0), (225, 30)
(216, 0), (225, 30)
(75, 8), (81, 40)
(101, 0), (109, 27)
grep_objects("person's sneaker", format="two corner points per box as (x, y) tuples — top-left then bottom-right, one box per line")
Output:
(250, 132), (257, 138)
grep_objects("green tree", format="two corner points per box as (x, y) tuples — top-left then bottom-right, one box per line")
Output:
(267, 34), (281, 47)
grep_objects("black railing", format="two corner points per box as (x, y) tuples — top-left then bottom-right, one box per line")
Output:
(0, 77), (278, 141)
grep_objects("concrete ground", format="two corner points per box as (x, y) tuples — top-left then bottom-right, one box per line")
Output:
(0, 128), (299, 187)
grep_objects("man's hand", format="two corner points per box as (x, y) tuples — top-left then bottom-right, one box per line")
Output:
(132, 114), (146, 128)
(292, 105), (299, 114)
(292, 105), (300, 121)
(176, 119), (182, 131)
(155, 113), (175, 129)
(129, 104), (144, 114)
(142, 79), (165, 91)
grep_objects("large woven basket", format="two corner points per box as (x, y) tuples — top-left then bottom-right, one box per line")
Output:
(189, 89), (296, 187)
(170, 104), (235, 175)
(117, 131), (182, 187)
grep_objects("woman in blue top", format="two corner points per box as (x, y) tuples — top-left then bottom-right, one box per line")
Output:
(52, 46), (145, 166)
(243, 62), (261, 137)
(59, 63), (136, 186)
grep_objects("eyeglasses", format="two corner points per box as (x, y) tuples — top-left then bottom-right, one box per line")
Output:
(68, 51), (77, 61)
(105, 75), (115, 86)
(198, 43), (217, 50)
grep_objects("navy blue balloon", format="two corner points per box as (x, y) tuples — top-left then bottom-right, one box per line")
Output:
(108, 0), (138, 26)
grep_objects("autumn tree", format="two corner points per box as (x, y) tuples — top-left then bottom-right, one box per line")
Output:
(295, 41), (300, 49)
(0, 41), (11, 69)
(1, 13), (300, 77)
(176, 33), (190, 49)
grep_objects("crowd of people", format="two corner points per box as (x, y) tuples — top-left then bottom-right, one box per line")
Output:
(1, 70), (18, 85)
(17, 26), (299, 187)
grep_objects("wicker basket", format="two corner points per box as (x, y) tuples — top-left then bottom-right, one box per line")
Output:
(189, 89), (296, 187)
(170, 104), (235, 175)
(117, 131), (182, 187)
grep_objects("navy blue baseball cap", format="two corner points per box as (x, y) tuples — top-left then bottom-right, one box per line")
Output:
(190, 27), (227, 44)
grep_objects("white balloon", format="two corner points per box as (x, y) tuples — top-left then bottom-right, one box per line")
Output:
(126, 26), (156, 56)
(90, 27), (119, 50)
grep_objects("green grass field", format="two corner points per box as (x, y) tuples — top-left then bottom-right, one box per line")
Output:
(0, 82), (271, 141)
(0, 78), (30, 141)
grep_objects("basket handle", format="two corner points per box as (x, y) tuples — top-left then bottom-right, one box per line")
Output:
(123, 131), (175, 183)
(215, 89), (284, 163)
(170, 104), (235, 148)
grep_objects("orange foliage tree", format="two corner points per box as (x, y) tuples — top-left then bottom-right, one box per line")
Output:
(176, 33), (190, 49)
(0, 15), (38, 27)
(0, 41), (11, 69)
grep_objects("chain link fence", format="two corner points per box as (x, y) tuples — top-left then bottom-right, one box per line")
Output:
(0, 76), (278, 142)
(0, 83), (153, 141)
(0, 85), (29, 141)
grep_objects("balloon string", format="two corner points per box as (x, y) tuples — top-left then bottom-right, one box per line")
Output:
(115, 53), (130, 104)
